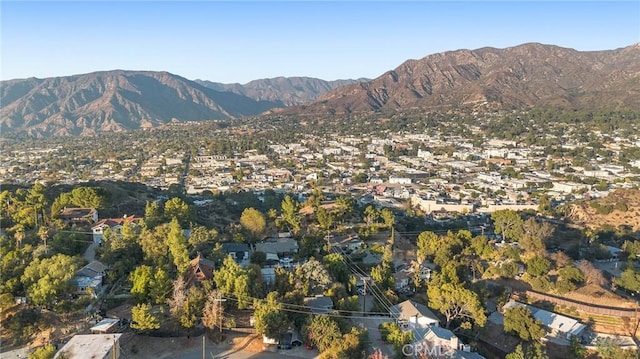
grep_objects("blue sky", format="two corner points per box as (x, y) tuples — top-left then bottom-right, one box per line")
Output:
(1, 1), (639, 83)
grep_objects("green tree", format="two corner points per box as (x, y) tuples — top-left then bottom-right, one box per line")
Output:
(491, 210), (523, 241)
(427, 281), (486, 329)
(131, 303), (161, 332)
(303, 314), (342, 352)
(21, 254), (78, 307)
(214, 255), (252, 309)
(144, 201), (163, 228)
(187, 225), (218, 254)
(315, 206), (334, 231)
(164, 197), (192, 227)
(253, 291), (287, 340)
(28, 344), (57, 359)
(618, 268), (640, 292)
(240, 208), (266, 238)
(250, 251), (267, 266)
(167, 218), (190, 275)
(503, 305), (545, 341)
(281, 195), (301, 234)
(417, 231), (439, 261)
(380, 208), (395, 229)
(130, 265), (154, 303)
(505, 344), (526, 359)
(323, 253), (349, 284)
(526, 256), (552, 277)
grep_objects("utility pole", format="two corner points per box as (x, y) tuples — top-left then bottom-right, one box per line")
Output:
(361, 276), (370, 313)
(214, 293), (226, 333)
(202, 335), (205, 359)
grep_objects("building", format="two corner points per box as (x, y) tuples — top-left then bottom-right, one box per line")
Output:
(221, 242), (250, 264)
(390, 300), (440, 329)
(185, 253), (216, 287)
(255, 235), (299, 258)
(74, 260), (108, 297)
(91, 215), (143, 244)
(54, 334), (122, 359)
(502, 300), (587, 339)
(304, 295), (334, 315)
(59, 207), (98, 227)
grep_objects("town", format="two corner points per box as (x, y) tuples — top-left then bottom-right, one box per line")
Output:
(2, 108), (640, 359)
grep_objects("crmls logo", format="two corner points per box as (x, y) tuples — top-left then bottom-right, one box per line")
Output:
(401, 343), (447, 357)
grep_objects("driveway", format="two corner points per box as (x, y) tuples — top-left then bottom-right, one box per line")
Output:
(350, 316), (395, 358)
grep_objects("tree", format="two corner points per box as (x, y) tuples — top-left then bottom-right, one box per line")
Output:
(296, 257), (332, 294)
(303, 314), (342, 352)
(203, 289), (224, 332)
(167, 277), (187, 318)
(577, 260), (607, 286)
(144, 201), (163, 228)
(240, 208), (266, 238)
(519, 218), (553, 254)
(315, 206), (334, 231)
(130, 265), (154, 303)
(167, 218), (190, 275)
(504, 305), (545, 341)
(131, 303), (160, 331)
(281, 195), (301, 234)
(253, 291), (287, 340)
(214, 255), (252, 309)
(188, 225), (218, 254)
(380, 208), (395, 229)
(491, 210), (523, 241)
(618, 268), (640, 292)
(28, 344), (57, 359)
(250, 251), (267, 266)
(164, 197), (192, 227)
(427, 281), (486, 329)
(364, 205), (379, 227)
(526, 256), (552, 277)
(323, 253), (349, 284)
(505, 344), (526, 359)
(21, 254), (78, 307)
(417, 231), (439, 261)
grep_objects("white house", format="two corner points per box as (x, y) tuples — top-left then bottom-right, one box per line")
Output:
(389, 300), (440, 329)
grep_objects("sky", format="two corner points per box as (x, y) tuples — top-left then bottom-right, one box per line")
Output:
(1, 1), (639, 84)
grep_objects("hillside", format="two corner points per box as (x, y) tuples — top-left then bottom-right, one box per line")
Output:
(0, 70), (281, 137)
(195, 77), (368, 106)
(568, 189), (640, 231)
(277, 43), (640, 115)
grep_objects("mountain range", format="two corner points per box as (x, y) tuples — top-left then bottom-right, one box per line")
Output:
(1, 42), (639, 137)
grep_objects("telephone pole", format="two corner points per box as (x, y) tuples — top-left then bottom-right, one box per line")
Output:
(361, 276), (370, 313)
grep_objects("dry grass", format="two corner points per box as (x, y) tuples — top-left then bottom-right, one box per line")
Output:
(569, 188), (640, 231)
(566, 284), (639, 309)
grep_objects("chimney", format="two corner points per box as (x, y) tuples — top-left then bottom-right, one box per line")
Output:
(450, 335), (459, 350)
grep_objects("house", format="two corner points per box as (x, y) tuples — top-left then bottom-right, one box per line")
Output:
(255, 236), (299, 258)
(185, 253), (216, 287)
(91, 215), (143, 244)
(418, 326), (486, 359)
(393, 271), (411, 291)
(54, 334), (122, 359)
(221, 242), (250, 263)
(90, 318), (120, 334)
(326, 233), (364, 252)
(304, 295), (334, 315)
(74, 260), (108, 297)
(389, 300), (440, 329)
(502, 300), (586, 339)
(59, 207), (98, 226)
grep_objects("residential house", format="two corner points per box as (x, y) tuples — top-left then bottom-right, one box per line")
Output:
(389, 300), (440, 329)
(255, 235), (299, 258)
(418, 326), (486, 359)
(326, 233), (364, 252)
(90, 318), (120, 334)
(59, 207), (98, 227)
(221, 242), (250, 264)
(54, 334), (122, 359)
(393, 271), (411, 291)
(502, 300), (587, 339)
(74, 260), (108, 297)
(185, 253), (216, 287)
(91, 214), (143, 245)
(304, 295), (334, 315)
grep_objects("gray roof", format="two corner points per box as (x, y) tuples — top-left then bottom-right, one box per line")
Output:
(304, 296), (334, 314)
(221, 242), (250, 253)
(255, 237), (299, 254)
(390, 300), (440, 323)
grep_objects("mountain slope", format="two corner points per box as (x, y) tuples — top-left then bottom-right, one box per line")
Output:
(0, 70), (281, 137)
(195, 77), (368, 106)
(278, 43), (640, 115)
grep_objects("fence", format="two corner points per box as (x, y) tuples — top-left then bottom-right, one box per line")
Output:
(513, 290), (640, 318)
